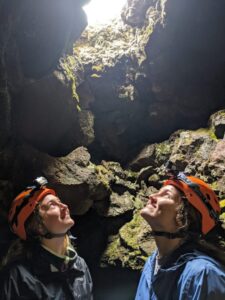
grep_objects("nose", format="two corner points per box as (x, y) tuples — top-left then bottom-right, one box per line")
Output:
(149, 194), (157, 204)
(60, 202), (69, 210)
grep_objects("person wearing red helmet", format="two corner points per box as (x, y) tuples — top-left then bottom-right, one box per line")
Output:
(135, 162), (225, 300)
(0, 177), (93, 300)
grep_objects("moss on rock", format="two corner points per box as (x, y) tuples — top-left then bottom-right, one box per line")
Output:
(102, 212), (155, 270)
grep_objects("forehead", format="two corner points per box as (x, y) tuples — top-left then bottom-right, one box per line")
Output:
(160, 185), (180, 195)
(41, 194), (59, 204)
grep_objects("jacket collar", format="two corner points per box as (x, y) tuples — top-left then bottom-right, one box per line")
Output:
(31, 235), (83, 275)
(144, 241), (215, 289)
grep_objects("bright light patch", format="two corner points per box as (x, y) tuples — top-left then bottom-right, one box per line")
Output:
(83, 0), (127, 26)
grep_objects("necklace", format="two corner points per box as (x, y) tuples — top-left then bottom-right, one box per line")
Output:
(154, 256), (161, 275)
(154, 239), (186, 274)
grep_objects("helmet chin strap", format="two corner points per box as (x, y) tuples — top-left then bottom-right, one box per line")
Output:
(151, 229), (187, 239)
(41, 231), (68, 239)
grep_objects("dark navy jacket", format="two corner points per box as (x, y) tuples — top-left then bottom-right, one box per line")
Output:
(135, 243), (225, 300)
(0, 244), (93, 300)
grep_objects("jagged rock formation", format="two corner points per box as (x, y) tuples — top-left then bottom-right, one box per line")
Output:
(1, 111), (225, 270)
(102, 110), (225, 269)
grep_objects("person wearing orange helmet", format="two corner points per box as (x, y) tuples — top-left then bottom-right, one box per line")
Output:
(0, 177), (93, 300)
(135, 162), (225, 300)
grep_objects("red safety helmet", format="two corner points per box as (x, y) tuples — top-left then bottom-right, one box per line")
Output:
(8, 177), (56, 240)
(164, 175), (221, 235)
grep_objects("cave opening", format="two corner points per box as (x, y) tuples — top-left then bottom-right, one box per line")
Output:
(83, 0), (127, 26)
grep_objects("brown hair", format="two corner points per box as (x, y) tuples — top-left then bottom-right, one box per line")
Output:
(177, 196), (225, 265)
(0, 209), (42, 268)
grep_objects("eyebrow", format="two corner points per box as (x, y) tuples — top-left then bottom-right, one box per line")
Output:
(44, 198), (62, 206)
(160, 188), (172, 193)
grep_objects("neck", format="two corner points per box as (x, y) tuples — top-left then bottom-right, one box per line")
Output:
(155, 236), (184, 259)
(41, 236), (67, 256)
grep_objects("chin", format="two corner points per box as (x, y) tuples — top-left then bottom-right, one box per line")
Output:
(141, 206), (154, 217)
(140, 207), (156, 224)
(67, 218), (75, 228)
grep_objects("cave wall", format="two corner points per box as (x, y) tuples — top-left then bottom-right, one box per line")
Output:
(0, 0), (88, 153)
(146, 0), (225, 133)
(2, 0), (225, 162)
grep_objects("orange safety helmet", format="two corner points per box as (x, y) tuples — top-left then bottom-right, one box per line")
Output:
(164, 174), (221, 235)
(8, 177), (56, 240)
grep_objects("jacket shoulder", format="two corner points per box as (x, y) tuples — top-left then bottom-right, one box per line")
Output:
(74, 255), (89, 271)
(73, 255), (93, 285)
(0, 261), (35, 299)
(183, 255), (225, 275)
(0, 260), (30, 278)
(178, 255), (225, 299)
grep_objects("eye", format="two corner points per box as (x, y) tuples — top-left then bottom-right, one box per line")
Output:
(165, 193), (171, 198)
(47, 201), (60, 208)
(162, 191), (173, 199)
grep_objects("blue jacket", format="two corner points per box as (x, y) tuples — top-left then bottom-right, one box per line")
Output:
(135, 243), (225, 300)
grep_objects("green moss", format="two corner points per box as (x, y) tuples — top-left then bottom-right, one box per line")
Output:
(220, 199), (225, 209)
(73, 12), (154, 83)
(95, 165), (111, 190)
(125, 170), (138, 180)
(102, 212), (151, 269)
(133, 197), (144, 210)
(103, 235), (146, 270)
(211, 181), (219, 191)
(216, 111), (225, 117)
(155, 141), (171, 163)
(103, 238), (121, 266)
(61, 56), (80, 109)
(219, 199), (225, 224)
(220, 212), (225, 222)
(95, 164), (108, 175)
(195, 128), (218, 140)
(119, 213), (143, 249)
(148, 174), (160, 183)
(92, 64), (104, 72)
(91, 73), (101, 78)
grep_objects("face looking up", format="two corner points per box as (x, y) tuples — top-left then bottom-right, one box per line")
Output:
(38, 194), (75, 235)
(141, 185), (182, 233)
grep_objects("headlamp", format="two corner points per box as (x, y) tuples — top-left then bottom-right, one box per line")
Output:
(33, 176), (48, 189)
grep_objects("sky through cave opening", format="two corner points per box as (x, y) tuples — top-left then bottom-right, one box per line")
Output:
(83, 0), (127, 26)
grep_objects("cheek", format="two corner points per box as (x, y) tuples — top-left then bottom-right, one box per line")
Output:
(160, 204), (177, 219)
(158, 199), (177, 212)
(42, 211), (61, 228)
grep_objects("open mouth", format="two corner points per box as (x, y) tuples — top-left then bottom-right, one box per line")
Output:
(147, 200), (157, 208)
(61, 211), (70, 219)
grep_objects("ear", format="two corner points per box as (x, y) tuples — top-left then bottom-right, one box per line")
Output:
(37, 223), (46, 235)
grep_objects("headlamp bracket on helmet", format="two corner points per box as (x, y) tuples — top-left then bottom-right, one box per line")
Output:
(33, 176), (48, 188)
(26, 176), (48, 191)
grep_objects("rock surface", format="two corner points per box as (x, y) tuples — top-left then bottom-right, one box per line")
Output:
(1, 111), (225, 270)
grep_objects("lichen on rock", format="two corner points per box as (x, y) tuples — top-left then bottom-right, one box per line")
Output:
(102, 212), (155, 270)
